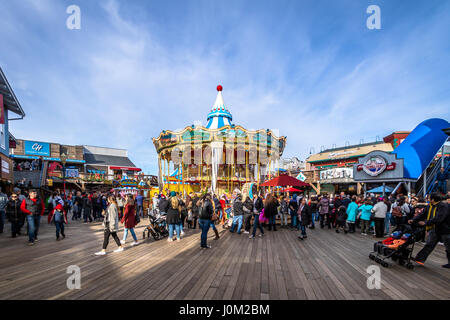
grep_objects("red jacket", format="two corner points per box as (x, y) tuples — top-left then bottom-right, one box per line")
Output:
(20, 198), (45, 216)
(48, 204), (68, 224)
(121, 204), (136, 229)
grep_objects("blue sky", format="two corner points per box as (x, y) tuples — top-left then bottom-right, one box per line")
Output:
(1, 0), (449, 174)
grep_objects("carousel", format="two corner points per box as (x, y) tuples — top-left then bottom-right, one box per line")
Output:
(152, 85), (287, 195)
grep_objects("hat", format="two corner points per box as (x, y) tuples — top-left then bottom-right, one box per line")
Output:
(170, 191), (176, 197)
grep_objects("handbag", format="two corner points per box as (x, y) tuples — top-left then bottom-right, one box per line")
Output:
(135, 213), (140, 225)
(211, 213), (218, 221)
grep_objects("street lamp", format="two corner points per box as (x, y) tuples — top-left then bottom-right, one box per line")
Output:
(61, 152), (67, 200)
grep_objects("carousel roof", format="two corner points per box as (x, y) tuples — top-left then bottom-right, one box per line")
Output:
(206, 85), (233, 129)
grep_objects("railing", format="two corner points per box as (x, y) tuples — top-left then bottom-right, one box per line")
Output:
(416, 156), (450, 196)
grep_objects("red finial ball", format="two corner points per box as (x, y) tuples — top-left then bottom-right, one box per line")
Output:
(217, 85), (223, 92)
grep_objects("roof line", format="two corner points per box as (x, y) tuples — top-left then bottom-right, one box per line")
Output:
(0, 67), (26, 117)
(319, 141), (386, 154)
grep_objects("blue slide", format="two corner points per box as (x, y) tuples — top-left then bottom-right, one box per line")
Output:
(392, 118), (449, 180)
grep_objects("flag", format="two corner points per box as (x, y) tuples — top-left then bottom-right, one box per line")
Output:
(0, 94), (4, 124)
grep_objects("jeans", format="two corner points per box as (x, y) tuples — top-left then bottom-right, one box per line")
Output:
(290, 210), (297, 228)
(252, 213), (264, 237)
(385, 212), (391, 235)
(199, 219), (210, 247)
(230, 215), (243, 234)
(280, 213), (288, 226)
(0, 210), (5, 233)
(83, 209), (93, 222)
(268, 216), (276, 230)
(123, 228), (138, 242)
(11, 221), (22, 236)
(299, 224), (306, 236)
(55, 221), (65, 238)
(319, 214), (326, 228)
(137, 205), (144, 217)
(415, 230), (450, 264)
(244, 214), (252, 231)
(437, 181), (447, 194)
(209, 220), (217, 231)
(168, 224), (181, 239)
(310, 212), (318, 227)
(27, 215), (41, 242)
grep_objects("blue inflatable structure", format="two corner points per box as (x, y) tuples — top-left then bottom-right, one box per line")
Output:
(392, 118), (449, 180)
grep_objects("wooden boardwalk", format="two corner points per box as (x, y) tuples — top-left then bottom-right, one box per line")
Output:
(0, 219), (448, 300)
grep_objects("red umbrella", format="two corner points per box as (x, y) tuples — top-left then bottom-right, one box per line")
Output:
(260, 174), (309, 187)
(282, 187), (304, 193)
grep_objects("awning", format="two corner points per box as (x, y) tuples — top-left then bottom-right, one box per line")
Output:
(109, 166), (141, 171)
(10, 154), (85, 163)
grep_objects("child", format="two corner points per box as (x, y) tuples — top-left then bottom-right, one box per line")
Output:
(48, 202), (68, 241)
(335, 205), (348, 234)
(357, 199), (373, 235)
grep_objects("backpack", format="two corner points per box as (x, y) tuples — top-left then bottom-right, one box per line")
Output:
(392, 206), (403, 217)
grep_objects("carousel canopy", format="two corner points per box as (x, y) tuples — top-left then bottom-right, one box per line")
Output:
(206, 85), (233, 129)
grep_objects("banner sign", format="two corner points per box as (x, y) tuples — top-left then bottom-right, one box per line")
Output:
(353, 151), (404, 181)
(65, 168), (79, 178)
(24, 140), (50, 156)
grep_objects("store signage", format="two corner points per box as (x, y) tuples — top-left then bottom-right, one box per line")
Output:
(356, 156), (396, 177)
(320, 167), (353, 180)
(353, 151), (404, 181)
(1, 159), (9, 174)
(24, 141), (50, 156)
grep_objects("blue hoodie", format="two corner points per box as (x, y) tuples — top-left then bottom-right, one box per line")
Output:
(346, 202), (359, 222)
(358, 204), (373, 221)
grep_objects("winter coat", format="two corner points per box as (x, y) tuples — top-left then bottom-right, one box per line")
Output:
(358, 204), (373, 221)
(413, 201), (449, 235)
(159, 198), (169, 213)
(233, 198), (244, 216)
(280, 200), (289, 214)
(199, 199), (214, 220)
(318, 197), (330, 214)
(372, 202), (388, 219)
(121, 204), (137, 229)
(253, 197), (263, 213)
(336, 205), (348, 224)
(243, 198), (254, 215)
(103, 203), (119, 232)
(6, 199), (25, 224)
(166, 197), (181, 225)
(48, 204), (68, 224)
(264, 199), (278, 218)
(297, 204), (312, 226)
(346, 202), (359, 222)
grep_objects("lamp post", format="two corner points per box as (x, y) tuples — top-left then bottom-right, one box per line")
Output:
(61, 152), (67, 200)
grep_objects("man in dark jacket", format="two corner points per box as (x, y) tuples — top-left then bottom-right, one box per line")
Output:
(251, 193), (264, 239)
(158, 195), (169, 215)
(191, 194), (200, 229)
(297, 198), (311, 240)
(82, 193), (93, 223)
(199, 194), (214, 248)
(435, 167), (448, 194)
(6, 193), (25, 237)
(410, 193), (450, 268)
(230, 193), (244, 234)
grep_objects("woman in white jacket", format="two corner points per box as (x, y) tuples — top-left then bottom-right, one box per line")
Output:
(95, 195), (124, 256)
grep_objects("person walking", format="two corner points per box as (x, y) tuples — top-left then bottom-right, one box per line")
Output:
(372, 197), (388, 238)
(297, 197), (312, 240)
(191, 193), (200, 229)
(279, 196), (289, 228)
(116, 194), (124, 220)
(199, 193), (214, 249)
(48, 201), (68, 241)
(250, 192), (264, 239)
(357, 199), (373, 235)
(0, 187), (8, 234)
(230, 193), (244, 234)
(83, 193), (93, 223)
(95, 195), (124, 255)
(209, 195), (220, 240)
(410, 193), (450, 268)
(136, 192), (144, 218)
(20, 189), (45, 245)
(346, 196), (359, 233)
(120, 194), (139, 246)
(289, 194), (298, 229)
(264, 194), (279, 231)
(318, 194), (330, 229)
(6, 192), (25, 238)
(166, 191), (181, 242)
(242, 195), (253, 234)
(435, 167), (448, 195)
(309, 196), (319, 229)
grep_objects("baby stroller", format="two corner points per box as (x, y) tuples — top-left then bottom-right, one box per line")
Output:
(369, 223), (425, 270)
(143, 211), (168, 241)
(223, 207), (232, 229)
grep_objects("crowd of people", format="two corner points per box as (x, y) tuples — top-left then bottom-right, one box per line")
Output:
(13, 158), (43, 172)
(0, 185), (448, 268)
